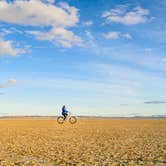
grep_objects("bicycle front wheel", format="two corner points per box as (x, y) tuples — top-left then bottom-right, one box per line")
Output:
(69, 116), (77, 124)
(57, 116), (65, 124)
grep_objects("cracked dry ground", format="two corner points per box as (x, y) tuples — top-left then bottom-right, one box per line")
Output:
(0, 118), (165, 166)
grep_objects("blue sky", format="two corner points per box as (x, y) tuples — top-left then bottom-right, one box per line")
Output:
(0, 0), (166, 116)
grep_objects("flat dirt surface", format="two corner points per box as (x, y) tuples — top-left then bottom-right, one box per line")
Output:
(0, 118), (165, 166)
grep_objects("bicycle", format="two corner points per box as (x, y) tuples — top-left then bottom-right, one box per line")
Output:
(57, 112), (77, 124)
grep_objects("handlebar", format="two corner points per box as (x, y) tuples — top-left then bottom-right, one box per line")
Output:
(68, 111), (71, 116)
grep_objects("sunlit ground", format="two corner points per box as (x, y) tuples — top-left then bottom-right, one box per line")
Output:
(0, 118), (165, 166)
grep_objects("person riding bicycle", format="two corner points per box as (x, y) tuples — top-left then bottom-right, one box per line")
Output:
(57, 105), (76, 124)
(62, 105), (69, 120)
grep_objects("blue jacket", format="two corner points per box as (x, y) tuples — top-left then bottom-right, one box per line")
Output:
(62, 107), (68, 114)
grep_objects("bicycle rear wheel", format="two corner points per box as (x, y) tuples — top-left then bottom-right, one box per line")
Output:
(57, 116), (65, 124)
(69, 116), (77, 124)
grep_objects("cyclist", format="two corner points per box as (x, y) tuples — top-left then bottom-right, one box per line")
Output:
(62, 105), (69, 120)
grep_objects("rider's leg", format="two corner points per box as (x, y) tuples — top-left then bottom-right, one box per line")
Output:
(62, 112), (67, 120)
(62, 113), (65, 119)
(64, 113), (67, 120)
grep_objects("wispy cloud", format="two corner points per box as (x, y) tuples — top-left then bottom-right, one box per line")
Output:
(8, 79), (17, 84)
(119, 104), (129, 106)
(27, 28), (83, 48)
(0, 27), (24, 37)
(0, 0), (82, 48)
(22, 75), (140, 100)
(0, 92), (5, 95)
(43, 0), (55, 4)
(103, 31), (119, 39)
(0, 28), (13, 36)
(0, 79), (17, 88)
(83, 21), (93, 26)
(144, 101), (166, 104)
(0, 38), (25, 56)
(103, 31), (132, 40)
(102, 6), (150, 25)
(122, 33), (132, 39)
(73, 60), (166, 103)
(85, 34), (166, 73)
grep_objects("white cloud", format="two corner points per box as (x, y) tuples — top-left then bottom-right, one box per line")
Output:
(0, 28), (24, 38)
(104, 31), (120, 39)
(0, 28), (12, 36)
(0, 38), (25, 56)
(122, 33), (132, 39)
(27, 27), (83, 48)
(102, 6), (150, 25)
(0, 1), (78, 27)
(83, 21), (93, 26)
(44, 0), (55, 4)
(8, 79), (17, 84)
(103, 31), (132, 40)
(144, 48), (152, 52)
(0, 0), (82, 48)
(0, 78), (17, 88)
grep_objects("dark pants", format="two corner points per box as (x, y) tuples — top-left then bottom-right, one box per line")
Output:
(62, 112), (68, 120)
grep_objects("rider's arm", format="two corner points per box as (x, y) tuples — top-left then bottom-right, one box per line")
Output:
(65, 109), (69, 113)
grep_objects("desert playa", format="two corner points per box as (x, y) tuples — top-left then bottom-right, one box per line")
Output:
(0, 118), (165, 166)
